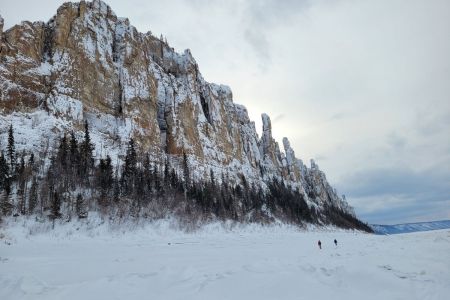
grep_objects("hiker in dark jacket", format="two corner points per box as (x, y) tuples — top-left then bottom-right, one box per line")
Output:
(334, 239), (338, 246)
(318, 240), (322, 249)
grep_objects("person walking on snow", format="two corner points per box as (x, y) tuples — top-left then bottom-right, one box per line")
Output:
(318, 240), (322, 249)
(334, 239), (338, 246)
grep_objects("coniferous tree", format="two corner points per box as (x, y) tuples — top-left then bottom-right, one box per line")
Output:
(80, 121), (94, 180)
(170, 168), (178, 190)
(124, 138), (137, 174)
(17, 183), (26, 215)
(122, 138), (137, 195)
(0, 120), (371, 231)
(28, 176), (38, 215)
(153, 165), (162, 197)
(105, 155), (113, 186)
(75, 193), (87, 218)
(182, 152), (190, 188)
(28, 152), (34, 167)
(0, 151), (12, 216)
(97, 155), (113, 207)
(18, 152), (25, 177)
(51, 190), (61, 228)
(143, 154), (152, 198)
(133, 170), (145, 214)
(0, 190), (12, 216)
(113, 166), (121, 204)
(163, 158), (170, 188)
(58, 134), (69, 168)
(69, 131), (79, 175)
(7, 124), (16, 173)
(0, 152), (8, 191)
(28, 152), (37, 175)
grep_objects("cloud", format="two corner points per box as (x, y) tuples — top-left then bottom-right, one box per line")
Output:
(327, 112), (349, 122)
(272, 114), (285, 124)
(339, 167), (450, 224)
(386, 132), (407, 150)
(243, 29), (271, 69)
(414, 110), (450, 137)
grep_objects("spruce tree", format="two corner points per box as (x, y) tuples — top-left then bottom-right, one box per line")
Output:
(98, 155), (113, 207)
(7, 124), (16, 172)
(80, 121), (94, 180)
(69, 132), (79, 170)
(18, 153), (25, 177)
(143, 154), (151, 186)
(210, 169), (215, 186)
(75, 193), (87, 218)
(28, 177), (38, 215)
(51, 190), (61, 228)
(0, 152), (8, 190)
(124, 138), (137, 177)
(28, 152), (35, 172)
(17, 183), (26, 215)
(113, 176), (121, 204)
(58, 134), (68, 167)
(0, 151), (12, 216)
(153, 165), (162, 197)
(122, 138), (136, 194)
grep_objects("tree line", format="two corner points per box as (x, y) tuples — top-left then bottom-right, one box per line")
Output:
(0, 122), (372, 232)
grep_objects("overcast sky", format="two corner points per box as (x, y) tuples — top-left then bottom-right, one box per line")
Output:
(1, 0), (449, 224)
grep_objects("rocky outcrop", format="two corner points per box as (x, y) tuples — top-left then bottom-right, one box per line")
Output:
(0, 0), (354, 216)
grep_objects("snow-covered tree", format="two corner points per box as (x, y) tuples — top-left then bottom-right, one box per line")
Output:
(7, 124), (16, 172)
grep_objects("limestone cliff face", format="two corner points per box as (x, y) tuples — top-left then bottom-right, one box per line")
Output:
(0, 0), (353, 215)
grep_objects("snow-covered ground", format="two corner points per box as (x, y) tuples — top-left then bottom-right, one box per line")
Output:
(1, 218), (449, 300)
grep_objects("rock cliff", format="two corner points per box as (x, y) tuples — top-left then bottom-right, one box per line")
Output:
(0, 0), (354, 217)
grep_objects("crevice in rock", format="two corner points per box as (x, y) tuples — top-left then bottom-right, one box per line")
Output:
(42, 21), (54, 62)
(200, 92), (211, 124)
(114, 71), (123, 117)
(157, 85), (169, 152)
(112, 35), (118, 63)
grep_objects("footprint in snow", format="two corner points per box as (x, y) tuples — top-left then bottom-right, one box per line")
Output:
(379, 265), (426, 281)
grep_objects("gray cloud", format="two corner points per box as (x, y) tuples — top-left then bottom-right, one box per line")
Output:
(414, 110), (450, 137)
(342, 167), (449, 197)
(338, 167), (450, 224)
(327, 112), (349, 122)
(243, 28), (271, 69)
(386, 132), (407, 150)
(272, 114), (286, 124)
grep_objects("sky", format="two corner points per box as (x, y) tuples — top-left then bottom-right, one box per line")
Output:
(1, 0), (449, 224)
